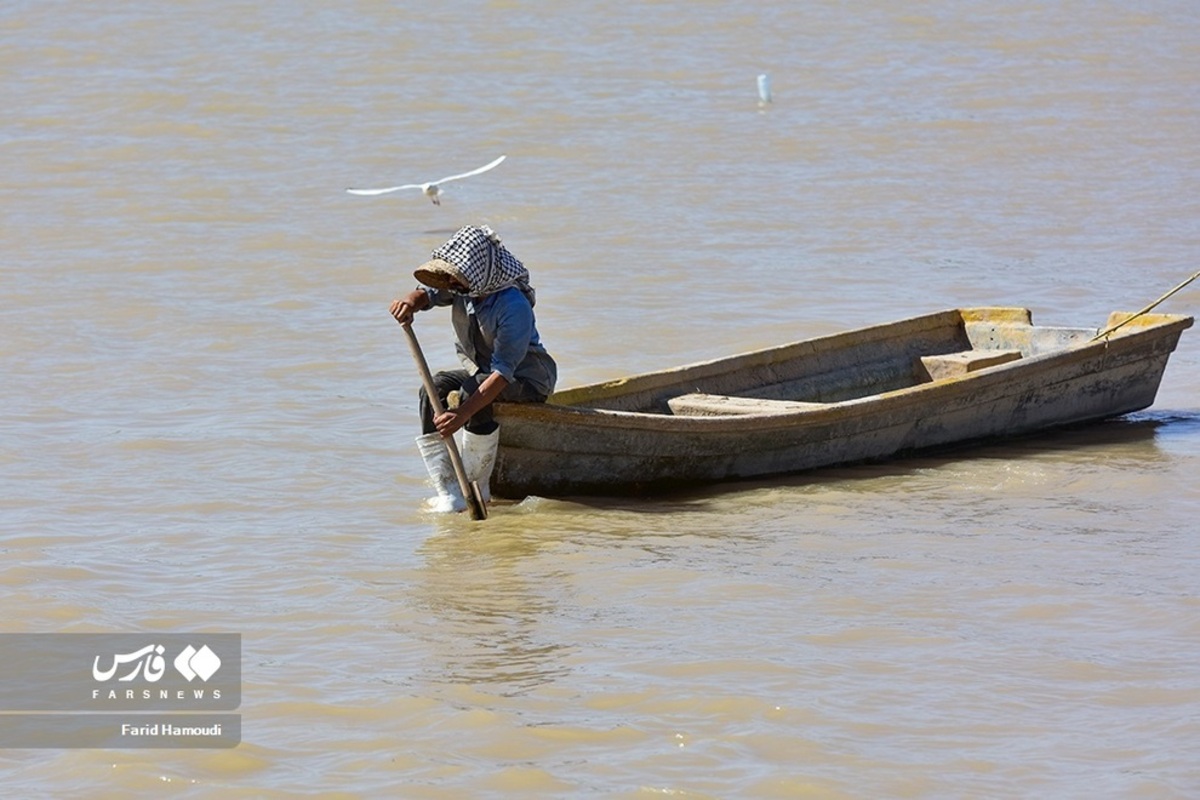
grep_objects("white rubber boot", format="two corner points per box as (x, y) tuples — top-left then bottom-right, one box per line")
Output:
(415, 432), (467, 513)
(461, 428), (500, 504)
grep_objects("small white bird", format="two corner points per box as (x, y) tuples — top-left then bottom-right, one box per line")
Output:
(757, 73), (772, 106)
(346, 155), (506, 204)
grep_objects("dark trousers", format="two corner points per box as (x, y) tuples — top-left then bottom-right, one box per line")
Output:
(419, 369), (547, 436)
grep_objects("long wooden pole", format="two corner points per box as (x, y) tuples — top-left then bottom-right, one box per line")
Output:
(400, 322), (487, 520)
(1091, 268), (1200, 342)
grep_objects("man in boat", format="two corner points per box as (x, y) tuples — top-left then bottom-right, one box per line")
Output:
(389, 225), (557, 512)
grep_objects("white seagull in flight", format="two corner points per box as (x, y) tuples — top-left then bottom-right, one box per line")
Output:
(346, 155), (506, 204)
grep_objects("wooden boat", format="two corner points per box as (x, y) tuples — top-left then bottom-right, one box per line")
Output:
(492, 307), (1193, 498)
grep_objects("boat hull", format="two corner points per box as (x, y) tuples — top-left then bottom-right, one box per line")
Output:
(492, 308), (1192, 498)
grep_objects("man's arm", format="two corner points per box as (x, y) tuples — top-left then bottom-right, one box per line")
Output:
(389, 288), (431, 325)
(433, 371), (509, 437)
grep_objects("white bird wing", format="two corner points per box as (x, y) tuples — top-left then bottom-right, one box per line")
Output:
(431, 154), (506, 185)
(345, 182), (427, 196)
(345, 155), (505, 196)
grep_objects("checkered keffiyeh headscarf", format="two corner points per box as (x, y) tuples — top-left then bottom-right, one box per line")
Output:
(431, 225), (536, 306)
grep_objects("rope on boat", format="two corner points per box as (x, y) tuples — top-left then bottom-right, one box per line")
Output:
(1090, 268), (1200, 342)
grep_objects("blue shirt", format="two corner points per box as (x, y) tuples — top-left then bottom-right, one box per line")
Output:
(423, 284), (556, 397)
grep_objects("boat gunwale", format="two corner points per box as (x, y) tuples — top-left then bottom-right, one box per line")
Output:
(496, 309), (1193, 434)
(544, 307), (975, 408)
